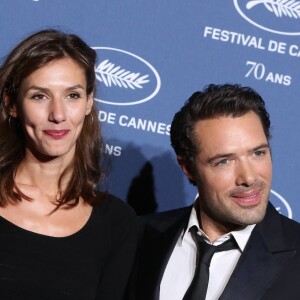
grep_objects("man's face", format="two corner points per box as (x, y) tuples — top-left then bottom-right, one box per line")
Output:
(181, 112), (272, 234)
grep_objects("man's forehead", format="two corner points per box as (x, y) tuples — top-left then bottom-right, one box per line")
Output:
(193, 112), (267, 152)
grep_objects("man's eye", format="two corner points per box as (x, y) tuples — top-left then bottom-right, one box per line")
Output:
(215, 159), (230, 166)
(254, 150), (266, 157)
(67, 93), (80, 99)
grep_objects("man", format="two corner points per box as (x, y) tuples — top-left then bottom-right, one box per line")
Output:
(130, 84), (300, 300)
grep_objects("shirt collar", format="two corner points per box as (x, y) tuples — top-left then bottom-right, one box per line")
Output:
(181, 205), (256, 251)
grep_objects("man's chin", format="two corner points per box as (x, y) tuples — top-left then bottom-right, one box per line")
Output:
(234, 205), (268, 226)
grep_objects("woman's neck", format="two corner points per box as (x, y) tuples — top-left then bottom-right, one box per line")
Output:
(15, 153), (73, 203)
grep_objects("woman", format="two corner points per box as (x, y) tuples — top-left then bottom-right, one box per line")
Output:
(0, 29), (137, 299)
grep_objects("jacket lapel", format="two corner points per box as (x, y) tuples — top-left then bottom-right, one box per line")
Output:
(220, 204), (296, 300)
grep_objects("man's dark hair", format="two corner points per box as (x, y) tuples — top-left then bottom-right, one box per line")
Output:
(170, 84), (271, 185)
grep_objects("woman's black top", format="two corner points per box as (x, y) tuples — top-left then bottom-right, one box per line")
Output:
(0, 194), (137, 299)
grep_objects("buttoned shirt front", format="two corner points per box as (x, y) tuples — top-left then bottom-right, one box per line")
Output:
(160, 207), (255, 300)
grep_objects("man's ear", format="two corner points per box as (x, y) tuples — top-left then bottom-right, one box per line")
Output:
(177, 156), (195, 182)
(3, 93), (17, 118)
(85, 92), (94, 115)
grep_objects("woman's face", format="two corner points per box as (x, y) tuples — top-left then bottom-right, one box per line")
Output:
(11, 57), (93, 161)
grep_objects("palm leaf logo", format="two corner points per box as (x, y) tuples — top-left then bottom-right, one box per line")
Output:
(246, 0), (300, 18)
(95, 59), (150, 89)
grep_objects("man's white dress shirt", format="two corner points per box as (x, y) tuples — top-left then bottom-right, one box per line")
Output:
(160, 207), (255, 300)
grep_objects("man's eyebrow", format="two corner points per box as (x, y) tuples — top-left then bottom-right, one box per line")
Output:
(206, 143), (270, 164)
(252, 143), (270, 152)
(207, 153), (234, 164)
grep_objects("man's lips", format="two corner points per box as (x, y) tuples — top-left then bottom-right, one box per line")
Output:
(43, 130), (70, 139)
(230, 190), (262, 206)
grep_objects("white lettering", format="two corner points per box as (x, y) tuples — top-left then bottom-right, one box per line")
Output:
(105, 144), (122, 157)
(202, 26), (300, 57)
(127, 117), (137, 128)
(157, 123), (166, 135)
(203, 26), (213, 37)
(240, 34), (251, 46)
(98, 111), (116, 124)
(113, 146), (122, 156)
(289, 45), (300, 57)
(268, 40), (286, 54)
(166, 124), (171, 136)
(119, 115), (128, 126)
(117, 114), (170, 135)
(220, 30), (230, 42)
(203, 26), (265, 50)
(283, 75), (291, 86)
(229, 32), (239, 43)
(136, 119), (147, 130)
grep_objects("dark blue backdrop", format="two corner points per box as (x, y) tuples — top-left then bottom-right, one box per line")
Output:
(1, 0), (299, 221)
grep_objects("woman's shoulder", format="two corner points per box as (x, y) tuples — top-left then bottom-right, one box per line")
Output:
(93, 192), (137, 221)
(91, 193), (138, 243)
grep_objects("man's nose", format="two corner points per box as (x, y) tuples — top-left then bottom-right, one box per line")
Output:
(235, 160), (257, 187)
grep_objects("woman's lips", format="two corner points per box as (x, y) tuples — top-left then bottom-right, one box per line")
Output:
(43, 130), (70, 139)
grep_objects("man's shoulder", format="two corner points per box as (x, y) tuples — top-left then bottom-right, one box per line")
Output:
(259, 203), (300, 248)
(278, 212), (300, 242)
(266, 203), (300, 229)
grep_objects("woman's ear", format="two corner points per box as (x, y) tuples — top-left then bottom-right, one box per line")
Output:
(85, 92), (94, 115)
(3, 93), (17, 118)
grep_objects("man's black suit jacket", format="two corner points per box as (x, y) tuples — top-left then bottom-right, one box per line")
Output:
(129, 203), (300, 300)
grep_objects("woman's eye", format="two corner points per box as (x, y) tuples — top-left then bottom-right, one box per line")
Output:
(31, 94), (47, 100)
